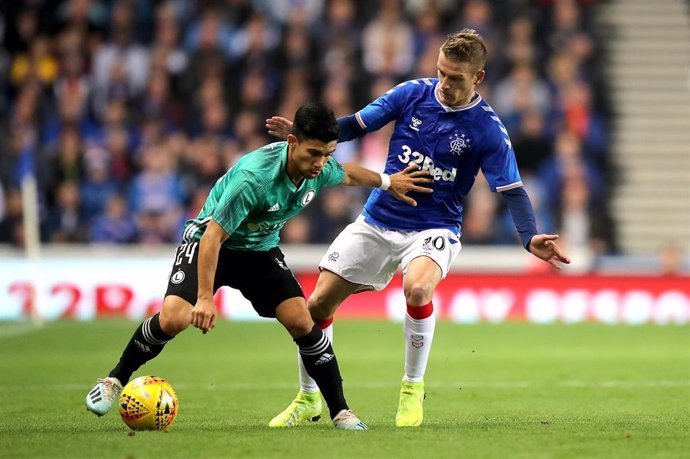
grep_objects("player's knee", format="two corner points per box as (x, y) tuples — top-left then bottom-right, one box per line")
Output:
(404, 282), (434, 306)
(285, 315), (314, 339)
(159, 301), (192, 336)
(307, 294), (333, 321)
(159, 311), (188, 336)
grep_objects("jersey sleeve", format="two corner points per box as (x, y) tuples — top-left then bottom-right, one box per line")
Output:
(319, 157), (346, 187)
(480, 124), (523, 192)
(212, 170), (265, 235)
(356, 81), (413, 133)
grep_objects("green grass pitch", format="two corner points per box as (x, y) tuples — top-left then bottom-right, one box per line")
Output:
(1, 320), (688, 458)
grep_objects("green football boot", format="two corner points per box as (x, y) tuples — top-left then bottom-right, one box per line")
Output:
(395, 380), (425, 427)
(268, 390), (323, 427)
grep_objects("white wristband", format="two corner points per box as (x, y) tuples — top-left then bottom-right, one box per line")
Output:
(378, 173), (391, 191)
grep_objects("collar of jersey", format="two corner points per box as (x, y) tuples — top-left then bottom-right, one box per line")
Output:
(280, 143), (305, 193)
(434, 84), (483, 112)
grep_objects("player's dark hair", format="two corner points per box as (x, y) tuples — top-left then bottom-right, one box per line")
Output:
(441, 28), (487, 71)
(292, 102), (339, 143)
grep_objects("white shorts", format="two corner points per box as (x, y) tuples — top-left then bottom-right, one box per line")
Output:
(319, 215), (462, 292)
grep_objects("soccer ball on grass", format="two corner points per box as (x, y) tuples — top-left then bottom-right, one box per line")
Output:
(119, 376), (178, 431)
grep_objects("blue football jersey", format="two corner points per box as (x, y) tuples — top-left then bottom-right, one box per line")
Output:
(354, 78), (523, 235)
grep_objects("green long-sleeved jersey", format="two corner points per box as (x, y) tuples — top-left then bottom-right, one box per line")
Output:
(182, 141), (345, 250)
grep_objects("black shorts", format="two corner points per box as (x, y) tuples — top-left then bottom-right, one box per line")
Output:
(164, 242), (304, 318)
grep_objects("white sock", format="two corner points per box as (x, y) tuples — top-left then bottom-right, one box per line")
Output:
(403, 314), (435, 383)
(299, 323), (334, 392)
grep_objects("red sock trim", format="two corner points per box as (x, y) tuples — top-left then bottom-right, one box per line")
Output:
(315, 317), (333, 329)
(407, 301), (433, 320)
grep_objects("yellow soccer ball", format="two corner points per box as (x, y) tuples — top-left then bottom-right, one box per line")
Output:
(119, 376), (178, 431)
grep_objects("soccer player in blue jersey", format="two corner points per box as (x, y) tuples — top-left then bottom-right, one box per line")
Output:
(266, 29), (570, 427)
(84, 102), (432, 430)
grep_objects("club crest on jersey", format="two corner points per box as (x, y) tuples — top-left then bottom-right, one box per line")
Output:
(450, 132), (471, 156)
(409, 116), (423, 131)
(301, 189), (315, 206)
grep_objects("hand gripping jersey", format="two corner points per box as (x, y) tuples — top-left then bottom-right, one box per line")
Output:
(183, 141), (345, 250)
(356, 78), (523, 235)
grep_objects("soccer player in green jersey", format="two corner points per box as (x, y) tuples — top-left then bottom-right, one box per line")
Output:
(85, 102), (432, 429)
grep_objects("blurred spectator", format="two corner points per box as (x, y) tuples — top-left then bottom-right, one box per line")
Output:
(552, 80), (608, 159)
(659, 243), (684, 276)
(91, 1), (150, 115)
(10, 35), (58, 88)
(405, 0), (459, 18)
(461, 175), (500, 245)
(0, 188), (24, 246)
(3, 6), (39, 54)
(80, 148), (118, 222)
(39, 126), (84, 206)
(452, 0), (503, 84)
(104, 126), (133, 185)
(54, 0), (108, 38)
(255, 0), (323, 26)
(127, 143), (184, 244)
(44, 180), (86, 243)
(310, 187), (359, 243)
(493, 62), (551, 122)
(512, 109), (552, 175)
(502, 15), (540, 69)
(0, 183), (5, 221)
(356, 77), (397, 172)
(89, 193), (137, 244)
(538, 129), (603, 200)
(410, 2), (444, 61)
(362, 0), (414, 79)
(559, 166), (590, 248)
(280, 214), (310, 244)
(181, 136), (224, 193)
(150, 2), (188, 78)
(53, 50), (90, 125)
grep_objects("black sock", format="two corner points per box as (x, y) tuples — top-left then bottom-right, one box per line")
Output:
(295, 324), (348, 419)
(108, 313), (173, 385)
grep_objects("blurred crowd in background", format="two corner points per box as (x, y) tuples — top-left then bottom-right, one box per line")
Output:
(0, 0), (615, 253)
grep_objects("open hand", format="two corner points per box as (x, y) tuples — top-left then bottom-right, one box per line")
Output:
(266, 116), (293, 139)
(387, 164), (434, 206)
(528, 234), (571, 269)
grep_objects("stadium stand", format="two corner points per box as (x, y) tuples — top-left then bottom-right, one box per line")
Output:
(0, 0), (623, 260)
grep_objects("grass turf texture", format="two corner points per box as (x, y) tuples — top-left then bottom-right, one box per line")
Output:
(0, 320), (688, 458)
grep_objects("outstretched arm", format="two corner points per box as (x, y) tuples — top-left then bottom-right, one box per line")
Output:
(501, 187), (571, 269)
(266, 114), (367, 142)
(341, 163), (433, 206)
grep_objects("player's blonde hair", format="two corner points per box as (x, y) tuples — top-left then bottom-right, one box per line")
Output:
(441, 29), (487, 71)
